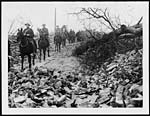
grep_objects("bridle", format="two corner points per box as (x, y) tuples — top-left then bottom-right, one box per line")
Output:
(17, 29), (29, 48)
(18, 34), (29, 48)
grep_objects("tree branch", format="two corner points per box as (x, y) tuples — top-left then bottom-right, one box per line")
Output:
(136, 16), (143, 25)
(85, 29), (98, 40)
(8, 19), (15, 34)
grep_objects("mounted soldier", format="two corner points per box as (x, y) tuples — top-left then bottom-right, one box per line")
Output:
(37, 24), (50, 61)
(41, 24), (49, 44)
(69, 29), (76, 43)
(54, 25), (62, 52)
(61, 25), (68, 47)
(23, 23), (37, 54)
(55, 25), (60, 35)
(17, 23), (37, 71)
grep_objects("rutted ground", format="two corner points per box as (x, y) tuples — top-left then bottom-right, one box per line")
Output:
(45, 44), (80, 73)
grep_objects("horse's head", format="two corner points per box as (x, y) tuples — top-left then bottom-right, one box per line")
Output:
(16, 28), (24, 42)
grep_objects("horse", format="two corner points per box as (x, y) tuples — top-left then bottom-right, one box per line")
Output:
(70, 31), (76, 43)
(54, 34), (62, 52)
(37, 29), (50, 62)
(61, 31), (69, 48)
(67, 34), (72, 44)
(17, 28), (37, 71)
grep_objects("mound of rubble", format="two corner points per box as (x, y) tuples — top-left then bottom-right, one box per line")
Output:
(8, 48), (143, 108)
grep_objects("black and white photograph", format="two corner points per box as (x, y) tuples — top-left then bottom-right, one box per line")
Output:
(2, 1), (149, 115)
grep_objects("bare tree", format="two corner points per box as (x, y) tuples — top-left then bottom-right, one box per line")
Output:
(70, 7), (121, 41)
(70, 7), (143, 54)
(80, 8), (116, 31)
(8, 19), (16, 35)
(72, 7), (142, 40)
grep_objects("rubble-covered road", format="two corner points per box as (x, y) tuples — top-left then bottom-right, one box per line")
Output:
(8, 42), (143, 108)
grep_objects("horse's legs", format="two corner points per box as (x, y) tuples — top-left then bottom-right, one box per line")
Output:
(32, 53), (35, 65)
(39, 49), (42, 62)
(64, 39), (66, 46)
(62, 41), (64, 48)
(55, 45), (56, 52)
(28, 54), (31, 70)
(57, 44), (59, 52)
(43, 48), (46, 61)
(47, 46), (50, 57)
(56, 44), (58, 52)
(59, 44), (61, 52)
(63, 40), (65, 48)
(57, 45), (59, 52)
(55, 44), (57, 52)
(56, 45), (58, 52)
(21, 55), (24, 71)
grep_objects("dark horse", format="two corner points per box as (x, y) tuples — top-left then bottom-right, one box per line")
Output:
(61, 32), (66, 48)
(61, 31), (69, 48)
(17, 28), (37, 71)
(37, 29), (50, 62)
(54, 34), (62, 52)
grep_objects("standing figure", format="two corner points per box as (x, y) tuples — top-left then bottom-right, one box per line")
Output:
(54, 28), (62, 52)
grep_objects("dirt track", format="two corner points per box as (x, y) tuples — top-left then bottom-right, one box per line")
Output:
(33, 42), (81, 73)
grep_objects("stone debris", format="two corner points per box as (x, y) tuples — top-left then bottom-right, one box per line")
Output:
(8, 38), (143, 108)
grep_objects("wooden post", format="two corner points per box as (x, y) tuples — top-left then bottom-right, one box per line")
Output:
(54, 8), (56, 35)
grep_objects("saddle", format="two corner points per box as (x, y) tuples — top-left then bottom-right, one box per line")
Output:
(26, 37), (37, 52)
(38, 36), (49, 47)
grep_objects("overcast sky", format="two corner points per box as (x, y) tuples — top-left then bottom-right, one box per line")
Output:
(2, 2), (148, 34)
